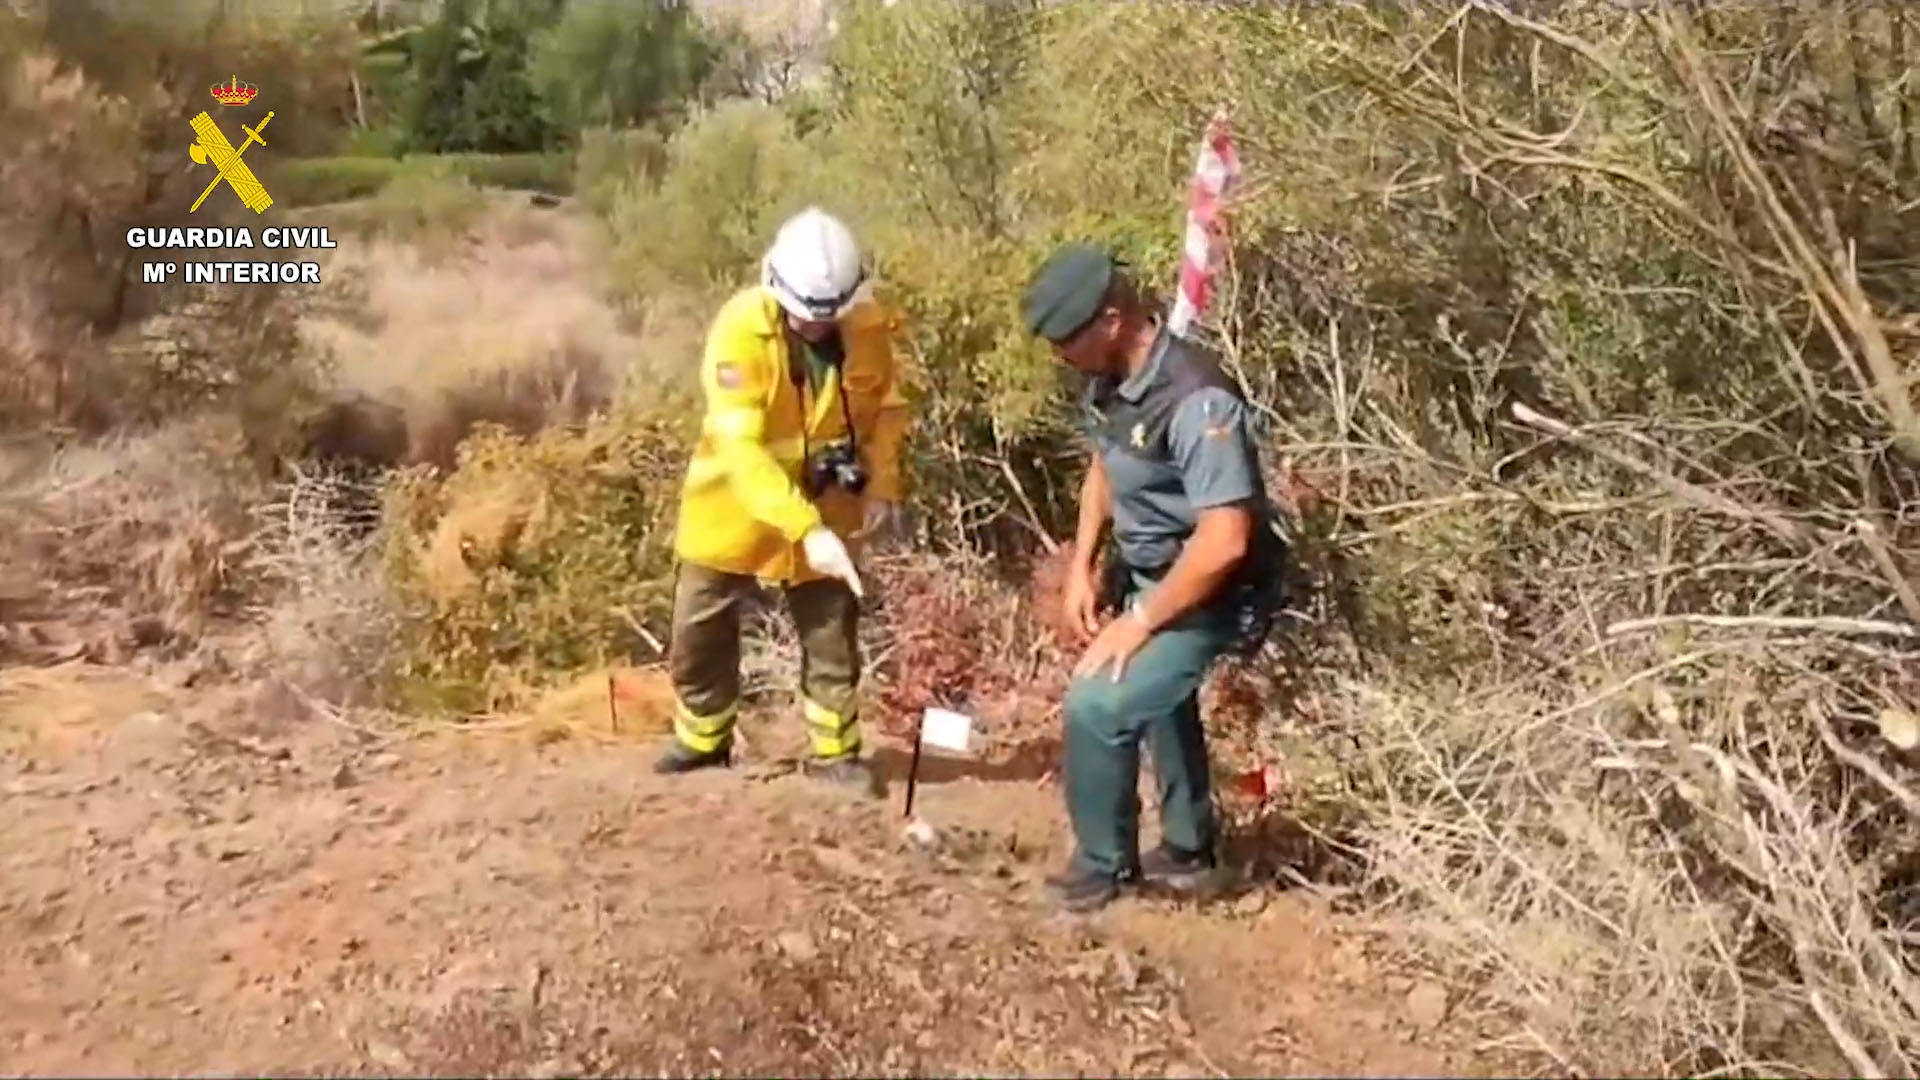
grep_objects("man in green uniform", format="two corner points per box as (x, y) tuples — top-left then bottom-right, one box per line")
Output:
(1022, 243), (1279, 913)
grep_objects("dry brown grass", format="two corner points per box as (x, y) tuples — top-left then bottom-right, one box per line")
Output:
(294, 193), (683, 472)
(1345, 649), (1919, 1077)
(522, 665), (677, 744)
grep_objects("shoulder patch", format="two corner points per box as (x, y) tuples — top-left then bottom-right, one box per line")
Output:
(715, 362), (744, 390)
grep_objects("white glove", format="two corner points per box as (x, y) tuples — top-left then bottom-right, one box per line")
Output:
(801, 525), (864, 598)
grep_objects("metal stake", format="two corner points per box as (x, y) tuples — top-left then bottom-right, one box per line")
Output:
(903, 713), (926, 819)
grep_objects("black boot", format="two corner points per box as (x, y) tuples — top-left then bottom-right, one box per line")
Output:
(1045, 860), (1136, 913)
(805, 754), (874, 795)
(1138, 842), (1224, 894)
(653, 741), (732, 775)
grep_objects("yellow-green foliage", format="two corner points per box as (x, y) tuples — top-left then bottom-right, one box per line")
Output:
(272, 154), (404, 205)
(602, 99), (828, 302)
(358, 157), (491, 241)
(381, 410), (689, 717)
(572, 126), (669, 219)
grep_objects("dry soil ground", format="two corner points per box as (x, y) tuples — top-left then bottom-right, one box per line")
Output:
(0, 659), (1510, 1077)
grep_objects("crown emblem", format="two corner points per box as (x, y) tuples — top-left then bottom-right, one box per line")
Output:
(210, 76), (258, 107)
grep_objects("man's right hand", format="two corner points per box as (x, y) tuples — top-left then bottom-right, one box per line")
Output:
(1062, 559), (1101, 640)
(802, 525), (865, 598)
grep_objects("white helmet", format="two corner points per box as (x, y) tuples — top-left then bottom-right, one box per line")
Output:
(762, 206), (867, 322)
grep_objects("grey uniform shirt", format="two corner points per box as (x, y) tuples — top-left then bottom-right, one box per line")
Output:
(1081, 329), (1266, 572)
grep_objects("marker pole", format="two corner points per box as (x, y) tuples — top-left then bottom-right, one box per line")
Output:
(903, 712), (925, 819)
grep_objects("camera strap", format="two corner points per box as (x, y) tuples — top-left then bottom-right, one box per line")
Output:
(786, 331), (861, 475)
(836, 369), (858, 458)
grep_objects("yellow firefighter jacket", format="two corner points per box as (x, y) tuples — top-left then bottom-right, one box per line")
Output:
(673, 285), (910, 584)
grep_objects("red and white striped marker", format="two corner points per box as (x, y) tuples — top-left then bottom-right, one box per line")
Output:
(1167, 110), (1242, 340)
(1234, 761), (1282, 804)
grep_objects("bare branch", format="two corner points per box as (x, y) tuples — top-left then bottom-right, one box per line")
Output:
(1606, 613), (1920, 641)
(1511, 402), (1826, 551)
(1807, 701), (1920, 820)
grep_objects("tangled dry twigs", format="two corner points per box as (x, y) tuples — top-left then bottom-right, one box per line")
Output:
(1203, 4), (1920, 1071)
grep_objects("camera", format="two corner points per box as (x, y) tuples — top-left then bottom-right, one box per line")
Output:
(803, 441), (868, 498)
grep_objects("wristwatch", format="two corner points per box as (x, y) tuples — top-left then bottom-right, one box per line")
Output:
(1126, 601), (1155, 632)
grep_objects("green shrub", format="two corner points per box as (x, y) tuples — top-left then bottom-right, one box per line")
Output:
(359, 157), (491, 241)
(442, 150), (573, 192)
(824, 0), (1041, 238)
(335, 124), (408, 158)
(395, 0), (561, 154)
(528, 0), (717, 132)
(275, 151), (573, 206)
(599, 99), (824, 303)
(274, 155), (403, 205)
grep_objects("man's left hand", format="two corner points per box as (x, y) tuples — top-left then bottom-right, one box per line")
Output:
(1073, 607), (1153, 683)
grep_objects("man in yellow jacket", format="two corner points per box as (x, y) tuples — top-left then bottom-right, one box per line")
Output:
(658, 207), (910, 792)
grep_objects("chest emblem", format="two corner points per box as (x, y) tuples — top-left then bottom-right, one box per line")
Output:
(1129, 422), (1147, 448)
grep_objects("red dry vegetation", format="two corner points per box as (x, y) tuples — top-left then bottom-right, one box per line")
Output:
(1024, 542), (1086, 650)
(871, 553), (1070, 758)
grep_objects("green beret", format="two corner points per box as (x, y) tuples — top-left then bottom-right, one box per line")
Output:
(1021, 244), (1114, 341)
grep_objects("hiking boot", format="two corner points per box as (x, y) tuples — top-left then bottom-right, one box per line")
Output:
(1045, 856), (1137, 890)
(653, 742), (732, 775)
(1139, 843), (1222, 894)
(1046, 862), (1134, 913)
(806, 755), (875, 795)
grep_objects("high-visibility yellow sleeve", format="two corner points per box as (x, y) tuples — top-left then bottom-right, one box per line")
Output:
(862, 392), (909, 502)
(855, 313), (912, 503)
(701, 330), (821, 543)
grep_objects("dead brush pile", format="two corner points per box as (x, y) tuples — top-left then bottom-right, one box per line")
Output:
(244, 461), (399, 708)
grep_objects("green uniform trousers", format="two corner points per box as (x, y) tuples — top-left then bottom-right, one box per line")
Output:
(666, 561), (862, 760)
(1063, 594), (1232, 879)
